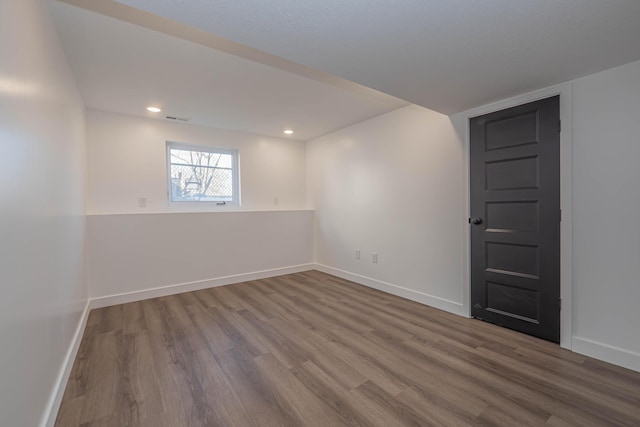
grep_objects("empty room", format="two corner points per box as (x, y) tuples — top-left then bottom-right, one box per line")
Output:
(2, 0), (640, 426)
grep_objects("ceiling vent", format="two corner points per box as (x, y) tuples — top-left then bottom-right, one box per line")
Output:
(165, 115), (190, 122)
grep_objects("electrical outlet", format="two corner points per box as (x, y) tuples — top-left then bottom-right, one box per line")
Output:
(138, 197), (147, 208)
(273, 197), (279, 206)
(356, 250), (361, 260)
(372, 252), (378, 263)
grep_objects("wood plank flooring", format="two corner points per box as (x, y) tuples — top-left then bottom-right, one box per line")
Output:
(55, 271), (640, 426)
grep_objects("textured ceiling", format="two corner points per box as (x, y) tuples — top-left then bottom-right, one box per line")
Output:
(49, 1), (408, 141)
(113, 0), (640, 114)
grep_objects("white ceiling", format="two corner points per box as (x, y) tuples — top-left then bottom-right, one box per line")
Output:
(49, 1), (408, 141)
(51, 0), (640, 138)
(113, 0), (640, 115)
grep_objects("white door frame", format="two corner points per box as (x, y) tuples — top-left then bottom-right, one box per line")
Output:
(460, 84), (573, 350)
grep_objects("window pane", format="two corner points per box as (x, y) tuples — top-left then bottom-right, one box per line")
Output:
(169, 147), (235, 202)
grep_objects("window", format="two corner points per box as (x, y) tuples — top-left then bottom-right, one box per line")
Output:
(167, 142), (239, 205)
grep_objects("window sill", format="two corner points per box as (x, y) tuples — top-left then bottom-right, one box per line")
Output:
(87, 208), (314, 216)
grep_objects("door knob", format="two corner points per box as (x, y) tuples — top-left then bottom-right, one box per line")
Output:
(469, 217), (483, 225)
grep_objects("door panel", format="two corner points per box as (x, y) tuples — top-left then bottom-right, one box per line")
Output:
(486, 281), (538, 321)
(485, 201), (539, 233)
(470, 95), (560, 343)
(486, 242), (539, 278)
(485, 111), (538, 149)
(485, 156), (539, 190)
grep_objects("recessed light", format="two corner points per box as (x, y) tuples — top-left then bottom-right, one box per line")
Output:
(283, 129), (294, 135)
(147, 106), (162, 113)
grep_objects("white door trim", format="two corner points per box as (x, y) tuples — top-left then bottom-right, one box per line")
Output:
(460, 84), (573, 350)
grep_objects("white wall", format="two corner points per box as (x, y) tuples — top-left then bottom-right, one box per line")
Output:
(307, 105), (466, 315)
(86, 109), (307, 214)
(449, 60), (640, 371)
(569, 60), (640, 367)
(88, 210), (313, 302)
(308, 61), (640, 372)
(0, 1), (87, 426)
(85, 109), (312, 302)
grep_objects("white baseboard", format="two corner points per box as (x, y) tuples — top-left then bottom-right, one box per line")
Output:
(572, 336), (640, 373)
(89, 263), (315, 309)
(40, 299), (91, 427)
(313, 263), (465, 317)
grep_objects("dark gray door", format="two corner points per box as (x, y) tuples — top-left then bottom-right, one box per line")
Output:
(470, 96), (560, 343)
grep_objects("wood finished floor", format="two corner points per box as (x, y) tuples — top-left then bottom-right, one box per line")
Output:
(56, 271), (640, 426)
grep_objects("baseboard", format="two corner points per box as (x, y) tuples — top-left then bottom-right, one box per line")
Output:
(40, 299), (91, 427)
(313, 263), (465, 316)
(89, 263), (315, 309)
(572, 336), (640, 373)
